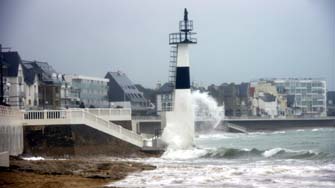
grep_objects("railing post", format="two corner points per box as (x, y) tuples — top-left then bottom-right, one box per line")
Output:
(44, 110), (47, 119)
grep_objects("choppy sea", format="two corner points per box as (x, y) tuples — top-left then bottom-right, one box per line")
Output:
(108, 128), (335, 188)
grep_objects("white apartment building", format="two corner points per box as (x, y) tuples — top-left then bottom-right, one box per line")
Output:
(273, 78), (327, 117)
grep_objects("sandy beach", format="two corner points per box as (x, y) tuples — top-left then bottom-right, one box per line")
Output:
(0, 157), (156, 188)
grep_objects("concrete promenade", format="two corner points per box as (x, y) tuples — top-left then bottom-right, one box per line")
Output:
(221, 117), (335, 132)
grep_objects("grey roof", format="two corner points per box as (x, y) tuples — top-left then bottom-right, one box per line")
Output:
(2, 51), (21, 77)
(22, 60), (62, 85)
(105, 71), (147, 102)
(21, 62), (36, 85)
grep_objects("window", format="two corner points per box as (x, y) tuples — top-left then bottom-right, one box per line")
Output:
(18, 77), (23, 85)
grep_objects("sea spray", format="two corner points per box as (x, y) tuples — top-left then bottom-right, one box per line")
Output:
(192, 90), (224, 129)
(162, 90), (195, 149)
(162, 90), (224, 150)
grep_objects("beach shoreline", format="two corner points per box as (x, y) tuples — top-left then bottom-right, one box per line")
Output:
(0, 156), (156, 188)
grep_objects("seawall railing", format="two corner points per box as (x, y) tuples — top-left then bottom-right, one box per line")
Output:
(69, 108), (132, 121)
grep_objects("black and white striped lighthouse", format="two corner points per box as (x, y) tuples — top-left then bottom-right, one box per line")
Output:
(162, 9), (197, 149)
(169, 8), (197, 90)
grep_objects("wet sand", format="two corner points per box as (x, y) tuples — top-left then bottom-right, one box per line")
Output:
(0, 157), (156, 188)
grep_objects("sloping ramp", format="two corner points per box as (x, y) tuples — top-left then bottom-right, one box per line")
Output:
(22, 110), (143, 147)
(227, 123), (248, 133)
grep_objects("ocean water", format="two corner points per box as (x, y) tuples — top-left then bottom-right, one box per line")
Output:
(109, 128), (335, 188)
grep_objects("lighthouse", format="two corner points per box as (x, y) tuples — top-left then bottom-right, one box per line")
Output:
(169, 8), (197, 91)
(162, 9), (197, 149)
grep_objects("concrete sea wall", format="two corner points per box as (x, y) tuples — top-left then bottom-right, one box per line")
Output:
(23, 124), (147, 157)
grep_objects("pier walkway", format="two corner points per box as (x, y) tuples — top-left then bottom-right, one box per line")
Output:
(22, 108), (144, 147)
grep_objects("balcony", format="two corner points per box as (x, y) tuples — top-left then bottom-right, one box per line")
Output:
(169, 32), (197, 45)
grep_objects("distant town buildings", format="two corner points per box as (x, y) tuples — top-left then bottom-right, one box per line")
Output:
(207, 78), (328, 118)
(0, 46), (332, 118)
(1, 51), (63, 109)
(0, 50), (107, 110)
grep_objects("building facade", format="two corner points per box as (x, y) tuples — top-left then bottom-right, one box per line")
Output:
(2, 52), (25, 108)
(156, 82), (174, 114)
(67, 75), (109, 108)
(208, 83), (251, 117)
(273, 78), (327, 117)
(22, 61), (63, 109)
(250, 81), (286, 117)
(21, 62), (39, 108)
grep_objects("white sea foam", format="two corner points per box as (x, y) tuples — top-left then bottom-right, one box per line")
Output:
(263, 148), (284, 157)
(192, 90), (224, 129)
(272, 131), (286, 134)
(312, 128), (320, 132)
(161, 148), (208, 160)
(22, 156), (45, 161)
(109, 128), (335, 188)
(262, 148), (319, 158)
(249, 131), (267, 135)
(197, 133), (230, 140)
(108, 158), (335, 188)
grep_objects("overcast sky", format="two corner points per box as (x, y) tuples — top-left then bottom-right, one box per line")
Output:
(0, 0), (334, 90)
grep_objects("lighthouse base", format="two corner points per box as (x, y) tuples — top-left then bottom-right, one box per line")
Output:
(162, 89), (194, 149)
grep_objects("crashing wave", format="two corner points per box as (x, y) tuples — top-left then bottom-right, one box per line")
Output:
(200, 147), (326, 160)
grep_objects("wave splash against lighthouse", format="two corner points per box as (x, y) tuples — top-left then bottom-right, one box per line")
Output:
(162, 90), (224, 150)
(162, 89), (194, 149)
